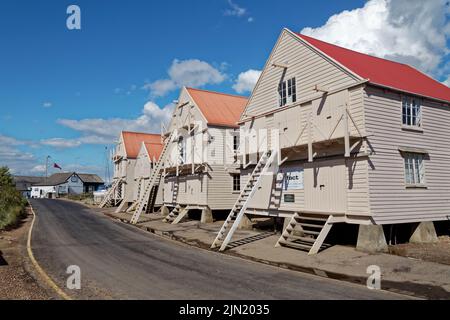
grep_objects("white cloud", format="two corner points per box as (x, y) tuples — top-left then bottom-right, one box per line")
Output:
(224, 0), (254, 22)
(144, 79), (176, 97)
(0, 134), (105, 176)
(0, 134), (39, 175)
(31, 165), (46, 173)
(40, 138), (82, 148)
(57, 101), (174, 144)
(443, 76), (450, 86)
(0, 134), (25, 146)
(232, 69), (261, 93)
(43, 102), (52, 108)
(144, 59), (227, 97)
(224, 0), (246, 17)
(300, 0), (450, 77)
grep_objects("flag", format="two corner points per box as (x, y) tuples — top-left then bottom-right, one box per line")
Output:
(53, 163), (62, 170)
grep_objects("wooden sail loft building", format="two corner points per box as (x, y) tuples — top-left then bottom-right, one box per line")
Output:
(160, 87), (248, 223)
(99, 131), (162, 210)
(132, 141), (164, 212)
(212, 28), (450, 253)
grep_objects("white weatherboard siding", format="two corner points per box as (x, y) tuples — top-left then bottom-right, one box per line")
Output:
(31, 186), (56, 198)
(207, 165), (240, 210)
(163, 174), (207, 207)
(238, 28), (450, 227)
(162, 88), (241, 211)
(133, 144), (151, 202)
(243, 30), (358, 118)
(238, 30), (369, 219)
(123, 159), (136, 201)
(61, 174), (84, 194)
(242, 155), (369, 217)
(365, 86), (450, 224)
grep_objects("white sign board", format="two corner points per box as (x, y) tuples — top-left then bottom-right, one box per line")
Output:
(281, 168), (304, 190)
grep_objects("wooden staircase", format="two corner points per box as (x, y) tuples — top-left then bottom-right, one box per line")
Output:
(129, 132), (174, 225)
(163, 204), (189, 224)
(99, 178), (124, 208)
(276, 212), (334, 255)
(211, 150), (277, 251)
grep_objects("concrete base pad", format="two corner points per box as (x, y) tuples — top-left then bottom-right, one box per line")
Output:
(410, 222), (438, 244)
(238, 214), (253, 230)
(356, 225), (388, 253)
(200, 207), (213, 224)
(161, 206), (170, 217)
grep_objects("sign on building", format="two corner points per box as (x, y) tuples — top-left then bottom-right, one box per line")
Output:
(280, 167), (304, 190)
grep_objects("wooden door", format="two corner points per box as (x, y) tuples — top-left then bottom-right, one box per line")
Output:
(304, 159), (347, 212)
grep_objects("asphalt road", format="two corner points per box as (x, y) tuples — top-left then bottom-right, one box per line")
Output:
(30, 199), (407, 300)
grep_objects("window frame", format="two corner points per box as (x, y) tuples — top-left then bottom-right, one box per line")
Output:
(403, 152), (426, 187)
(232, 174), (241, 192)
(402, 96), (422, 129)
(178, 136), (186, 164)
(278, 77), (297, 107)
(233, 134), (239, 152)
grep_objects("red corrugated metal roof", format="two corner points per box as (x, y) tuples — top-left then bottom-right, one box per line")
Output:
(122, 131), (161, 159)
(144, 142), (163, 162)
(296, 33), (450, 103)
(186, 88), (248, 127)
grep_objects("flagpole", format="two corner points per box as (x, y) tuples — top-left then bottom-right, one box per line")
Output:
(45, 155), (50, 183)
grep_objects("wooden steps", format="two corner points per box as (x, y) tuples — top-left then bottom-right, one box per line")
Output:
(276, 212), (334, 255)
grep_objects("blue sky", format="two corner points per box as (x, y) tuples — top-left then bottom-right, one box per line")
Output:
(1, 0), (448, 180)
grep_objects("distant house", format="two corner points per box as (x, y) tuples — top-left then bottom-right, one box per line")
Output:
(13, 176), (45, 198)
(30, 172), (104, 199)
(77, 174), (105, 193)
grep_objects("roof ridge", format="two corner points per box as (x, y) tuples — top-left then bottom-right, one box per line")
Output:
(122, 130), (160, 136)
(294, 31), (449, 102)
(186, 87), (248, 99)
(296, 33), (410, 67)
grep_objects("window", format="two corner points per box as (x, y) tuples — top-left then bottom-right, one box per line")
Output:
(278, 77), (296, 107)
(71, 175), (78, 183)
(178, 136), (185, 164)
(233, 134), (239, 152)
(404, 153), (425, 186)
(402, 97), (421, 128)
(232, 174), (240, 192)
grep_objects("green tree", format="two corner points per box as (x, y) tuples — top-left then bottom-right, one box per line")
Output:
(0, 166), (26, 229)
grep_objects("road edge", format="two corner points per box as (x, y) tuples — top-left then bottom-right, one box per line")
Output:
(27, 201), (72, 300)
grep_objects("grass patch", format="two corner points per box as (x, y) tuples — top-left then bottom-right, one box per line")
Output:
(0, 205), (26, 230)
(66, 193), (93, 201)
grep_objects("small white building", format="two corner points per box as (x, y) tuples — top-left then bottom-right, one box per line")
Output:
(30, 172), (103, 199)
